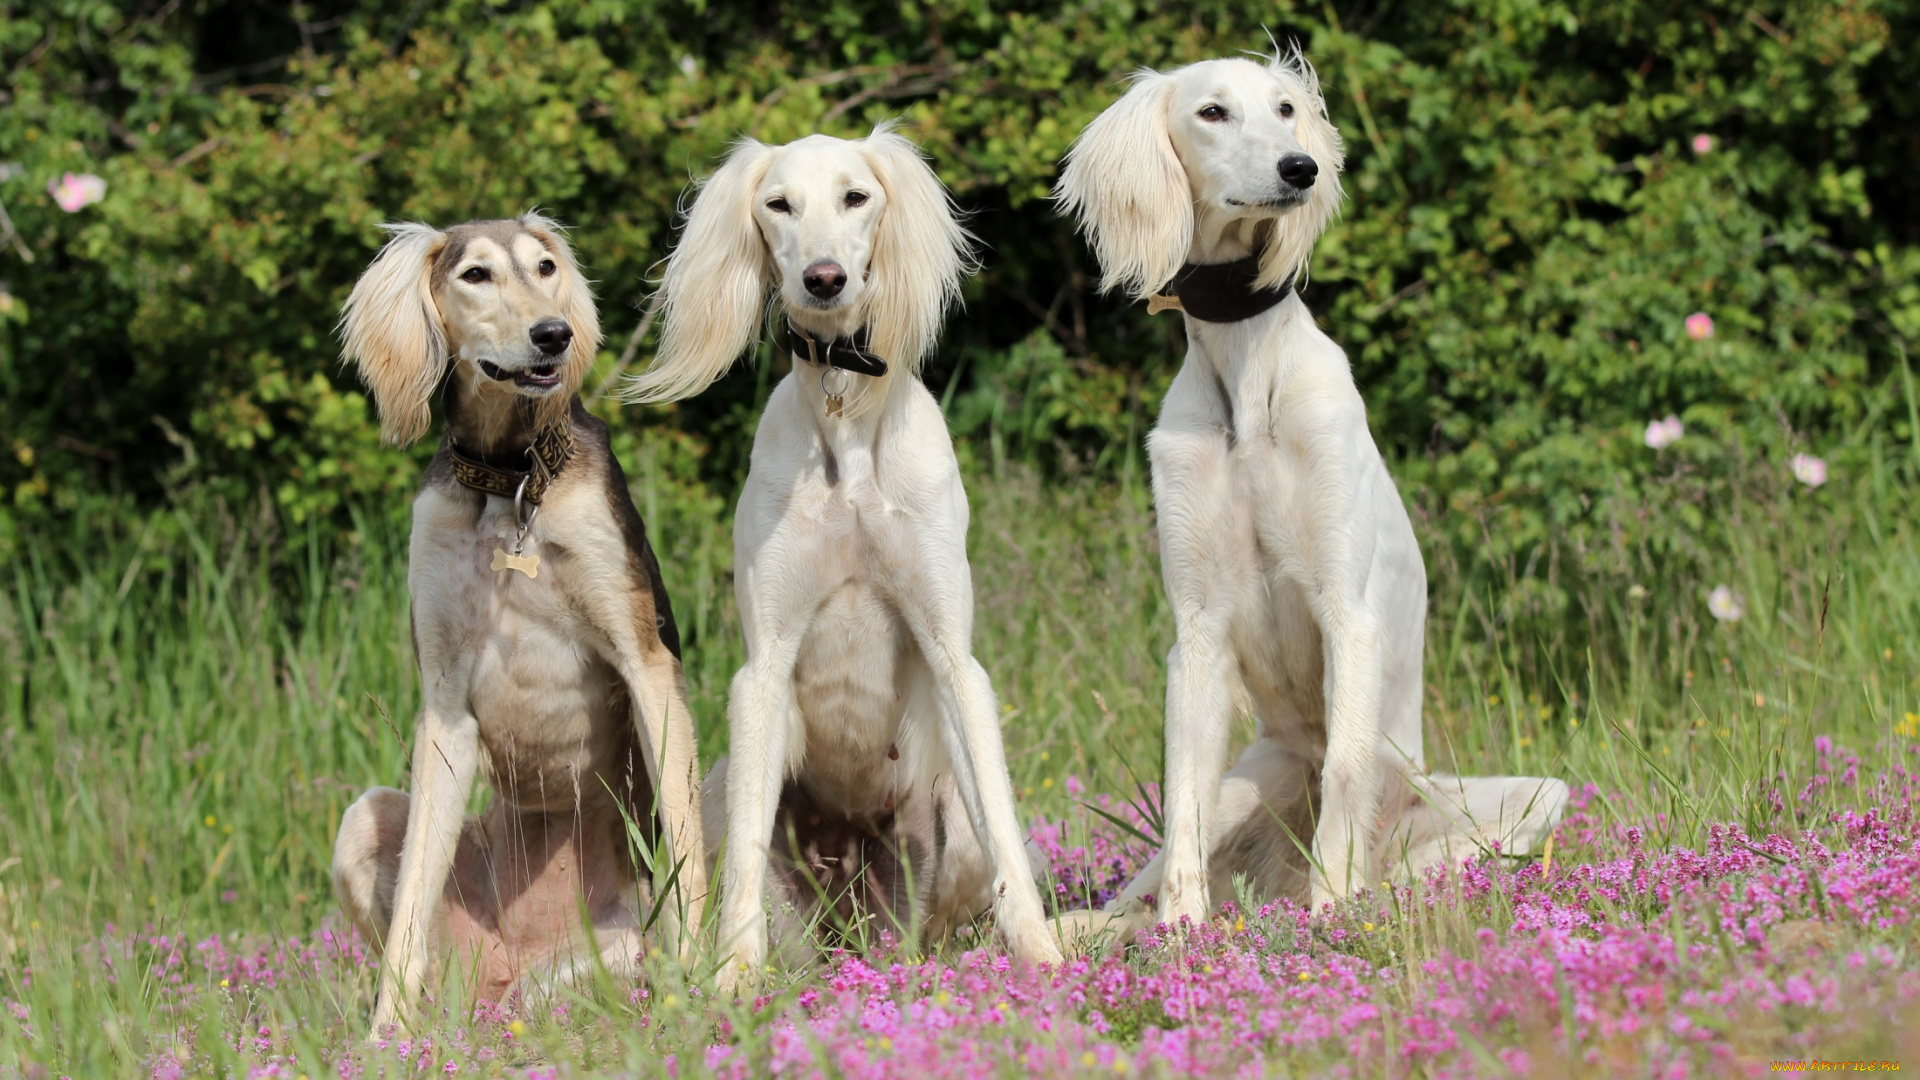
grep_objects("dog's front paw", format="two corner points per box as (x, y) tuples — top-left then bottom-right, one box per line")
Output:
(1156, 872), (1209, 930)
(711, 930), (768, 999)
(712, 954), (761, 999)
(1308, 872), (1356, 910)
(368, 991), (410, 1042)
(1004, 920), (1065, 967)
(998, 900), (1064, 967)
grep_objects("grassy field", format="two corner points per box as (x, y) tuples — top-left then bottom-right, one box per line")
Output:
(2, 440), (1917, 1077)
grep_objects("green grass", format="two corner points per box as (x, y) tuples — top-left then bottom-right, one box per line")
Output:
(1, 439), (1917, 1075)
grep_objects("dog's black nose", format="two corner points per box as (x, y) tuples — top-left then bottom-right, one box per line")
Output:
(802, 261), (848, 299)
(1278, 153), (1319, 189)
(529, 319), (573, 356)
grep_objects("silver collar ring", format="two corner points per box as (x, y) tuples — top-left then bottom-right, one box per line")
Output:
(821, 365), (851, 401)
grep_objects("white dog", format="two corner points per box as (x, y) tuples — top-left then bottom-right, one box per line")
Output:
(1055, 55), (1567, 927)
(628, 125), (1063, 987)
(334, 216), (707, 1033)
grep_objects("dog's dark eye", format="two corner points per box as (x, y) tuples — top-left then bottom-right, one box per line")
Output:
(1279, 102), (1295, 118)
(766, 197), (791, 214)
(844, 190), (869, 208)
(1198, 104), (1228, 122)
(538, 259), (557, 277)
(460, 266), (490, 284)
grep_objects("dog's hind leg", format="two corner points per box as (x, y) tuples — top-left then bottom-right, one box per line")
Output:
(333, 786), (517, 1005)
(925, 777), (988, 943)
(333, 787), (411, 951)
(1377, 772), (1570, 880)
(1110, 736), (1314, 921)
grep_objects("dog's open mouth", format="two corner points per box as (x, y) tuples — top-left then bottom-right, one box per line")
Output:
(479, 359), (562, 389)
(513, 363), (561, 389)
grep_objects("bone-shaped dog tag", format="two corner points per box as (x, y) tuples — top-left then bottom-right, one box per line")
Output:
(1146, 294), (1184, 315)
(825, 393), (844, 418)
(491, 547), (540, 579)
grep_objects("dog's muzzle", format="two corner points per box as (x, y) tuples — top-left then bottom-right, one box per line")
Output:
(473, 320), (572, 389)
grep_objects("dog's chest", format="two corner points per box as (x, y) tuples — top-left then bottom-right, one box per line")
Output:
(436, 499), (628, 808)
(792, 581), (920, 798)
(782, 466), (931, 816)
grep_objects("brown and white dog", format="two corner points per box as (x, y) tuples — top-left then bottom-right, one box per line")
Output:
(331, 215), (706, 1034)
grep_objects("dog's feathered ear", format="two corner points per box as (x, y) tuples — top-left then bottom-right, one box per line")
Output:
(340, 223), (449, 445)
(857, 123), (975, 377)
(1053, 71), (1191, 299)
(625, 140), (775, 404)
(519, 212), (602, 386)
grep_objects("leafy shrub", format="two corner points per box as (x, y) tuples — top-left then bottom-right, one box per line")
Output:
(2, 0), (1917, 656)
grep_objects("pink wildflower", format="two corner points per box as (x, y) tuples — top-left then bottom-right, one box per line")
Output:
(1685, 312), (1714, 340)
(1791, 453), (1826, 488)
(1644, 415), (1683, 450)
(1691, 134), (1714, 155)
(48, 172), (107, 212)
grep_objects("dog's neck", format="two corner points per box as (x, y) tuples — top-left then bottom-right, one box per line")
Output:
(781, 305), (899, 428)
(1188, 211), (1274, 265)
(442, 364), (562, 459)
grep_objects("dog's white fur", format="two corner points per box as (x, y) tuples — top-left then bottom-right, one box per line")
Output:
(337, 216), (707, 1033)
(630, 126), (1063, 988)
(1056, 56), (1567, 925)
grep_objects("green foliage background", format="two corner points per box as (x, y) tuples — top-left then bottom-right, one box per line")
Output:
(3, 0), (1918, 606)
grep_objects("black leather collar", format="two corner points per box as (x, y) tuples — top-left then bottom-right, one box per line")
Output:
(447, 423), (573, 504)
(774, 319), (889, 378)
(1167, 253), (1295, 323)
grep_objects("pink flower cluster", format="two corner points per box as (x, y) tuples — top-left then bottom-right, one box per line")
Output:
(17, 754), (1897, 1079)
(690, 769), (1916, 1078)
(1027, 783), (1158, 911)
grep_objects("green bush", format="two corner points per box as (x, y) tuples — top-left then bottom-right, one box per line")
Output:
(2, 0), (1917, 610)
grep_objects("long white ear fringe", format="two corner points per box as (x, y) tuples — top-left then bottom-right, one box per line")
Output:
(340, 222), (448, 445)
(625, 126), (975, 416)
(840, 122), (976, 418)
(624, 140), (775, 405)
(1056, 58), (1345, 299)
(1052, 71), (1191, 300)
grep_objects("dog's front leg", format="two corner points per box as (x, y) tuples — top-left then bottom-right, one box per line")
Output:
(372, 693), (481, 1035)
(610, 645), (709, 960)
(1310, 605), (1384, 908)
(1155, 605), (1237, 928)
(907, 606), (1061, 967)
(713, 640), (803, 993)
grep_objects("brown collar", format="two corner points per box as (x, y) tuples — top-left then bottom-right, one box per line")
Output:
(447, 423), (574, 504)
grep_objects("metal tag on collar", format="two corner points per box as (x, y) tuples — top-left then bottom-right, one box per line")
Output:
(491, 473), (542, 579)
(821, 365), (849, 418)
